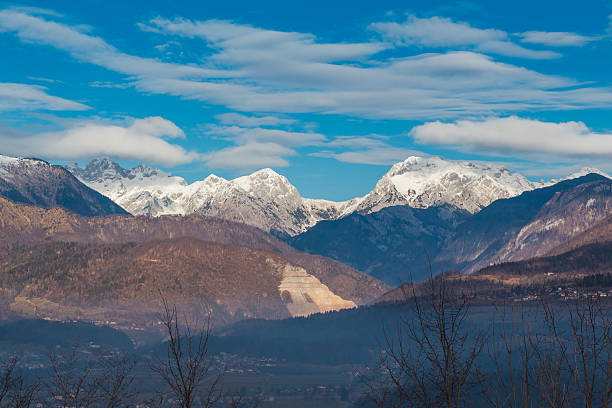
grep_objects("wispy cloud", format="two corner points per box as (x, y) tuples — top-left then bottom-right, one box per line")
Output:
(0, 116), (198, 166)
(519, 31), (595, 46)
(215, 113), (297, 127)
(201, 123), (325, 168)
(2, 9), (612, 122)
(312, 135), (424, 165)
(206, 125), (326, 147)
(203, 142), (295, 168)
(369, 16), (560, 59)
(0, 82), (89, 111)
(411, 116), (612, 158)
(312, 147), (425, 165)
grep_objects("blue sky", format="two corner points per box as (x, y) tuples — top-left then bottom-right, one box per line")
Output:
(0, 0), (611, 200)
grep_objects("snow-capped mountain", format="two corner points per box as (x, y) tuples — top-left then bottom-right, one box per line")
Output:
(67, 158), (352, 236)
(66, 156), (609, 236)
(351, 156), (537, 214)
(0, 154), (128, 217)
(538, 167), (612, 188)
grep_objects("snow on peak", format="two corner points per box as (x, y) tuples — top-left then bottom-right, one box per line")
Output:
(64, 155), (611, 236)
(232, 168), (298, 200)
(0, 155), (53, 180)
(536, 167), (611, 188)
(0, 154), (20, 166)
(66, 158), (341, 235)
(565, 167), (610, 181)
(353, 156), (536, 214)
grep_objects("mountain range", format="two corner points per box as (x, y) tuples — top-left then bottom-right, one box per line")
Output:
(292, 174), (612, 284)
(1, 151), (612, 332)
(65, 155), (602, 237)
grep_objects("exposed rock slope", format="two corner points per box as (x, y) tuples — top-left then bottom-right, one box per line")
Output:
(0, 197), (387, 327)
(434, 174), (612, 274)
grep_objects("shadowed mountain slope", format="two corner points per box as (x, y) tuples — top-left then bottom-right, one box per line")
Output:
(0, 155), (128, 217)
(290, 174), (612, 284)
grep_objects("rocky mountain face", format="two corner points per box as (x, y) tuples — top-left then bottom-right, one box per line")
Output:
(547, 212), (612, 256)
(291, 205), (470, 285)
(67, 158), (354, 237)
(66, 156), (574, 237)
(351, 156), (537, 214)
(436, 174), (612, 274)
(0, 196), (388, 330)
(0, 155), (128, 217)
(292, 174), (612, 285)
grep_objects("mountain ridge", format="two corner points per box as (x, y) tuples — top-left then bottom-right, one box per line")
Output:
(64, 155), (604, 236)
(0, 154), (129, 217)
(292, 174), (612, 284)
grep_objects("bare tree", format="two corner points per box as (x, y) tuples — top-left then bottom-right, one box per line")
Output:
(365, 271), (486, 408)
(478, 292), (612, 408)
(96, 353), (138, 408)
(47, 344), (99, 408)
(0, 357), (38, 408)
(549, 295), (612, 408)
(150, 297), (221, 408)
(478, 303), (538, 408)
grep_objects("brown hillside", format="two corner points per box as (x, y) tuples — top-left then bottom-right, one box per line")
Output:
(0, 196), (388, 304)
(0, 238), (297, 328)
(377, 241), (612, 304)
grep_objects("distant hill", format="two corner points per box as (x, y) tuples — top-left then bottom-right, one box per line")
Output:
(291, 205), (469, 285)
(0, 154), (128, 217)
(378, 240), (612, 304)
(0, 319), (133, 350)
(0, 197), (388, 330)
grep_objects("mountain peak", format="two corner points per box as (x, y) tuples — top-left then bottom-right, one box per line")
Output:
(233, 168), (295, 195)
(354, 156), (534, 214)
(249, 168), (285, 179)
(0, 153), (128, 217)
(568, 167), (610, 180)
(69, 157), (129, 182)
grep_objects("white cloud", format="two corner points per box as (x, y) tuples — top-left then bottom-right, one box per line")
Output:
(311, 135), (424, 165)
(3, 10), (612, 120)
(89, 81), (131, 89)
(519, 31), (594, 47)
(476, 40), (560, 59)
(0, 116), (198, 166)
(206, 125), (325, 147)
(199, 122), (325, 169)
(215, 113), (296, 127)
(369, 16), (506, 48)
(0, 9), (228, 80)
(203, 142), (295, 168)
(142, 17), (387, 63)
(312, 147), (424, 165)
(411, 116), (612, 157)
(0, 82), (89, 111)
(369, 16), (560, 59)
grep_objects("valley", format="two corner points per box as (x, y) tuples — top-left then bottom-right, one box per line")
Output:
(1, 153), (611, 407)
